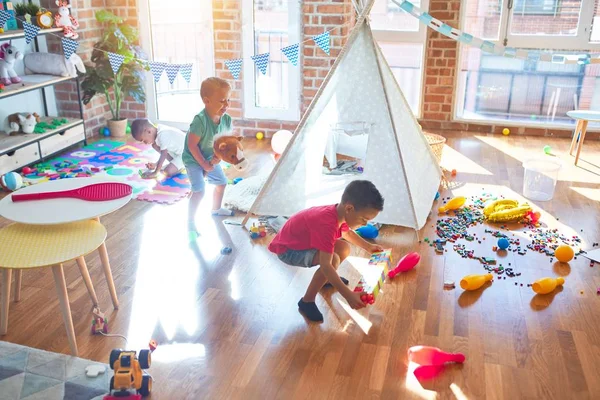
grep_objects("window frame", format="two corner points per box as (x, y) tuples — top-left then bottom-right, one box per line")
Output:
(371, 0), (430, 118)
(241, 0), (301, 121)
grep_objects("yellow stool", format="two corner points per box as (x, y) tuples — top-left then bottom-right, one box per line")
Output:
(0, 220), (118, 356)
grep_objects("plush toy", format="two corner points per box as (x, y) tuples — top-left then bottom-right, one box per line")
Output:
(0, 43), (24, 86)
(212, 134), (249, 171)
(24, 52), (85, 77)
(55, 0), (79, 39)
(5, 112), (41, 135)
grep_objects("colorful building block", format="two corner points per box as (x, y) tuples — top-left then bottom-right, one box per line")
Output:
(353, 249), (393, 305)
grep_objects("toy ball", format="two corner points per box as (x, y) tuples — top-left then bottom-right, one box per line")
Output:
(271, 130), (292, 154)
(256, 131), (264, 140)
(101, 127), (111, 137)
(497, 238), (510, 250)
(502, 128), (510, 136)
(233, 177), (243, 184)
(0, 172), (23, 192)
(126, 125), (131, 134)
(543, 145), (552, 155)
(355, 224), (378, 239)
(451, 169), (457, 176)
(554, 245), (574, 263)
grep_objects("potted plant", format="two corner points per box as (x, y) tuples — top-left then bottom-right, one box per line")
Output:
(13, 2), (40, 28)
(81, 10), (148, 137)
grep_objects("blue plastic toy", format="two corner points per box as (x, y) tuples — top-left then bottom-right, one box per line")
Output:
(233, 177), (243, 184)
(356, 224), (378, 239)
(435, 191), (440, 201)
(102, 127), (111, 137)
(497, 238), (510, 250)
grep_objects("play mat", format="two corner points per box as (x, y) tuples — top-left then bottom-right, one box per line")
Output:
(21, 139), (191, 205)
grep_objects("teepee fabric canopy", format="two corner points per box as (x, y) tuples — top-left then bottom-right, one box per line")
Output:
(244, 1), (441, 229)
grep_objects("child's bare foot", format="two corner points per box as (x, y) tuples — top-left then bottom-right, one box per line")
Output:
(323, 276), (349, 289)
(298, 299), (323, 322)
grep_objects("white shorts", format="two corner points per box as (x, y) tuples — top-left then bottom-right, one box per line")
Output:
(169, 154), (184, 171)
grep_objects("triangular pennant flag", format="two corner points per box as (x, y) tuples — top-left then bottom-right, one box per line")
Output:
(281, 44), (300, 66)
(312, 31), (330, 55)
(251, 53), (270, 75)
(149, 61), (167, 83)
(108, 52), (125, 74)
(224, 58), (242, 79)
(23, 22), (41, 45)
(179, 63), (193, 83)
(61, 37), (79, 60)
(165, 63), (180, 84)
(0, 10), (10, 28)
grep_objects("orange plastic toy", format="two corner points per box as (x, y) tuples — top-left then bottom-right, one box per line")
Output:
(532, 277), (564, 294)
(460, 273), (493, 291)
(438, 196), (466, 213)
(109, 348), (152, 397)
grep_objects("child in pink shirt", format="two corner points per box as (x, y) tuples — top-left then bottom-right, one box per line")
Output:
(269, 180), (385, 322)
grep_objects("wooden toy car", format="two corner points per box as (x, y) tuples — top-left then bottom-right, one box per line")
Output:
(109, 349), (152, 397)
(91, 307), (108, 334)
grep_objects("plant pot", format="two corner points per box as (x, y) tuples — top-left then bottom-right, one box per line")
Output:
(16, 18), (25, 29)
(107, 119), (128, 138)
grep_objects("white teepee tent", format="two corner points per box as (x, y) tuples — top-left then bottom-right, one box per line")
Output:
(243, 0), (441, 230)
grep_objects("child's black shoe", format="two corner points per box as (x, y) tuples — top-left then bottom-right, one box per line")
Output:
(298, 299), (324, 322)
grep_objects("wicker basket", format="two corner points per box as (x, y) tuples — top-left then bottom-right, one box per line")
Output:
(424, 133), (446, 165)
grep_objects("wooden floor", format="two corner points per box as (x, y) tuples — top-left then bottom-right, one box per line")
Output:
(1, 132), (600, 399)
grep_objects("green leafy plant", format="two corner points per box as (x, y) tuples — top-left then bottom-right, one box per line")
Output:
(81, 10), (148, 121)
(13, 3), (40, 17)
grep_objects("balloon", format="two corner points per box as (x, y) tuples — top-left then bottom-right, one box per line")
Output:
(271, 130), (292, 154)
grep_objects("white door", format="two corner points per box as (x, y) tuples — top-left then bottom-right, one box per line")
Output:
(138, 0), (215, 130)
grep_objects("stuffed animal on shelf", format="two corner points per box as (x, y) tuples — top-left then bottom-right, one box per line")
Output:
(5, 112), (41, 135)
(24, 52), (85, 77)
(54, 0), (79, 39)
(0, 43), (24, 86)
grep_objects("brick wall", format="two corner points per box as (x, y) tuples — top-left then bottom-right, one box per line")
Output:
(41, 0), (143, 138)
(212, 0), (354, 138)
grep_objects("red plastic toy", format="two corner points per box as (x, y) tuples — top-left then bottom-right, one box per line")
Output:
(408, 345), (465, 366)
(91, 307), (108, 335)
(389, 252), (420, 278)
(103, 395), (141, 400)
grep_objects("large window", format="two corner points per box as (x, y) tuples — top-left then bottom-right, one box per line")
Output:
(371, 0), (429, 116)
(456, 0), (600, 127)
(242, 0), (301, 121)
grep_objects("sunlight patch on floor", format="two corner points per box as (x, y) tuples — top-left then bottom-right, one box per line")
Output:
(570, 186), (600, 202)
(440, 144), (493, 176)
(404, 361), (437, 400)
(151, 342), (206, 363)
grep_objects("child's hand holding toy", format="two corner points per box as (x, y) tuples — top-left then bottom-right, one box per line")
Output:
(141, 170), (158, 179)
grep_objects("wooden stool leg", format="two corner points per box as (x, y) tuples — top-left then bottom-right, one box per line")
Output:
(98, 242), (119, 309)
(575, 120), (589, 165)
(569, 119), (582, 156)
(14, 270), (22, 302)
(52, 264), (78, 356)
(1, 269), (12, 335)
(76, 257), (98, 306)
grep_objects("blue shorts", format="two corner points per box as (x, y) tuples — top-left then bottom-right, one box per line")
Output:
(185, 162), (228, 192)
(277, 248), (318, 268)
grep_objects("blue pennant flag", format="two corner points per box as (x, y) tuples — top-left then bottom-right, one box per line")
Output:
(251, 53), (270, 75)
(281, 44), (300, 66)
(165, 63), (180, 84)
(149, 61), (166, 83)
(179, 63), (193, 83)
(108, 52), (125, 74)
(313, 31), (330, 55)
(23, 22), (40, 45)
(225, 58), (242, 79)
(61, 37), (79, 60)
(0, 10), (10, 28)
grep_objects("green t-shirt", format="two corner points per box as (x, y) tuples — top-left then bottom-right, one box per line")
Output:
(182, 110), (232, 166)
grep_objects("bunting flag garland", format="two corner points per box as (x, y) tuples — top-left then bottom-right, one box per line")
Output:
(251, 53), (270, 75)
(312, 31), (331, 55)
(225, 58), (243, 79)
(23, 22), (40, 45)
(149, 61), (167, 83)
(108, 52), (125, 74)
(61, 37), (79, 60)
(281, 44), (300, 66)
(0, 10), (10, 28)
(165, 63), (181, 84)
(180, 63), (193, 83)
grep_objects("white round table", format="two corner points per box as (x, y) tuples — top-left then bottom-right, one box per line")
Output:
(567, 110), (600, 165)
(0, 177), (132, 224)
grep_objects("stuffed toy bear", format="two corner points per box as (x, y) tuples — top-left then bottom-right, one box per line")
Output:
(212, 134), (249, 171)
(24, 52), (85, 78)
(0, 43), (24, 86)
(5, 113), (41, 135)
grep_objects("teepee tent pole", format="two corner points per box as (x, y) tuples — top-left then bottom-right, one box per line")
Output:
(242, 1), (376, 227)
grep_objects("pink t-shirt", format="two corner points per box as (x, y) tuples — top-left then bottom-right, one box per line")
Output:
(268, 204), (349, 255)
